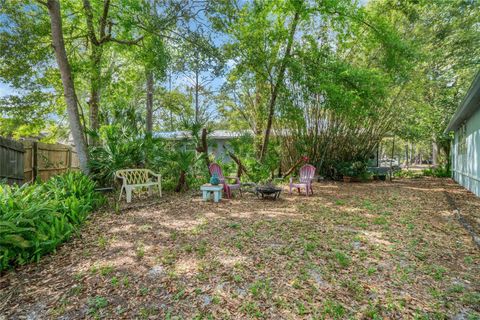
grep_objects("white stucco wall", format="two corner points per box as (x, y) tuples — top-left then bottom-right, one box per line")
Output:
(452, 106), (480, 196)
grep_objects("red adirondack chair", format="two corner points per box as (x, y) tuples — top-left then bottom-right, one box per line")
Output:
(209, 163), (241, 198)
(289, 164), (316, 196)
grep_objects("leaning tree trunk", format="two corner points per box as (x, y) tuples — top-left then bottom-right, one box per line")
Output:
(146, 70), (154, 135)
(45, 0), (89, 174)
(259, 11), (300, 162)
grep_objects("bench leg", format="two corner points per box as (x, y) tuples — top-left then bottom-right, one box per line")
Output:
(203, 191), (210, 201)
(118, 186), (124, 202)
(126, 186), (133, 203)
(148, 186), (153, 196)
(214, 191), (220, 203)
(158, 182), (162, 197)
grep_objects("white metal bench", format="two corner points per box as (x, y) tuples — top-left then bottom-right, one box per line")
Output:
(115, 169), (162, 203)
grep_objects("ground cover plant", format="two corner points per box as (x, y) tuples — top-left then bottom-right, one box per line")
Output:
(0, 172), (102, 271)
(1, 177), (479, 318)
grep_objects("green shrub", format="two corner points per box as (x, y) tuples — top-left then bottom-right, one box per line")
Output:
(336, 161), (371, 181)
(394, 169), (420, 178)
(88, 124), (210, 191)
(422, 166), (450, 178)
(0, 172), (102, 271)
(88, 125), (168, 187)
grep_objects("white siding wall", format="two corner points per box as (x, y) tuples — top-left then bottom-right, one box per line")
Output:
(208, 139), (232, 163)
(452, 107), (480, 196)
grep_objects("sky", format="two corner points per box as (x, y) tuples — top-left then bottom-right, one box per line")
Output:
(0, 82), (14, 97)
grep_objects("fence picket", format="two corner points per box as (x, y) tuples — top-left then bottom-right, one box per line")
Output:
(0, 136), (79, 184)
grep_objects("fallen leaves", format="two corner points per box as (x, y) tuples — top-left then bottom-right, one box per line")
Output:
(0, 178), (479, 319)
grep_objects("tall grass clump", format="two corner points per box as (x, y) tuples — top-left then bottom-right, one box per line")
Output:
(0, 172), (102, 271)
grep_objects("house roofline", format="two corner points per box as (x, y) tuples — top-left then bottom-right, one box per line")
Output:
(153, 130), (252, 140)
(445, 71), (480, 133)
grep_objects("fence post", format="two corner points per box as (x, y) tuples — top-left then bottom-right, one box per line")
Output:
(33, 142), (38, 181)
(67, 147), (72, 171)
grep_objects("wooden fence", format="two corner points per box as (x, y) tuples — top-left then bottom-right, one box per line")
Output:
(0, 137), (24, 185)
(23, 141), (79, 182)
(0, 137), (79, 184)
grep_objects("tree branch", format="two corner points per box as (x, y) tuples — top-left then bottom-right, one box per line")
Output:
(82, 0), (99, 46)
(108, 36), (144, 45)
(99, 0), (111, 40)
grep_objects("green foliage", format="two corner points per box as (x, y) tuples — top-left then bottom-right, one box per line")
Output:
(225, 134), (281, 183)
(88, 124), (208, 190)
(394, 167), (450, 179)
(394, 170), (421, 179)
(372, 0), (480, 162)
(167, 148), (205, 191)
(0, 172), (102, 271)
(87, 295), (109, 315)
(88, 125), (168, 187)
(334, 251), (351, 268)
(422, 166), (450, 178)
(1, 0), (478, 180)
(322, 299), (346, 319)
(336, 161), (371, 180)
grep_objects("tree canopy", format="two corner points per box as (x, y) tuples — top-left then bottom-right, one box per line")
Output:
(0, 0), (478, 175)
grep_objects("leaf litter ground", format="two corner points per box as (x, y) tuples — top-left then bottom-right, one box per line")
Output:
(1, 177), (479, 319)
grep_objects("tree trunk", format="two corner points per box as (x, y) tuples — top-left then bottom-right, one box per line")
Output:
(405, 143), (409, 168)
(195, 68), (199, 125)
(195, 128), (210, 170)
(432, 139), (438, 167)
(82, 0), (112, 144)
(228, 151), (249, 178)
(259, 11), (300, 162)
(254, 83), (264, 158)
(282, 157), (304, 179)
(175, 171), (187, 192)
(88, 45), (102, 144)
(46, 0), (89, 174)
(146, 70), (154, 135)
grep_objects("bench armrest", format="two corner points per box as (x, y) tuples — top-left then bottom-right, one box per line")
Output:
(147, 170), (161, 183)
(147, 170), (161, 177)
(115, 172), (126, 183)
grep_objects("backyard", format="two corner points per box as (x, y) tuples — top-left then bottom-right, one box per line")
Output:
(1, 177), (479, 319)
(1, 2), (479, 318)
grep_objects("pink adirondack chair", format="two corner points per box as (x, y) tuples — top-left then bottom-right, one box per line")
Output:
(289, 164), (316, 196)
(209, 163), (241, 198)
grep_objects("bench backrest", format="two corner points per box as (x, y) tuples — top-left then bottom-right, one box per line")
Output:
(116, 169), (150, 185)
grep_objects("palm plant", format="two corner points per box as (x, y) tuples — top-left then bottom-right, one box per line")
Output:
(168, 150), (199, 192)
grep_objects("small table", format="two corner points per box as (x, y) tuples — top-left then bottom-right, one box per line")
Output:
(201, 184), (223, 203)
(256, 186), (282, 200)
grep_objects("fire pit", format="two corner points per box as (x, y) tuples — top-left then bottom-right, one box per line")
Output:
(255, 184), (282, 200)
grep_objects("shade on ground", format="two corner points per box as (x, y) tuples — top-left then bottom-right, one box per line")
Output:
(1, 178), (479, 319)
